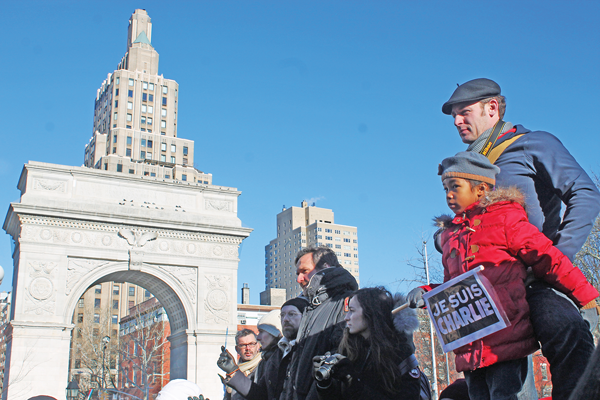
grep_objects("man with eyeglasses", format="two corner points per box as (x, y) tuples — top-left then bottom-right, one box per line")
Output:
(222, 329), (261, 400)
(218, 298), (309, 400)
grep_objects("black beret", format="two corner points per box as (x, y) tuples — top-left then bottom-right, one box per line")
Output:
(442, 78), (501, 115)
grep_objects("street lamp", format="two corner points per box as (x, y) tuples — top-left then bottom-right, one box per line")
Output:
(66, 380), (79, 400)
(102, 335), (111, 388)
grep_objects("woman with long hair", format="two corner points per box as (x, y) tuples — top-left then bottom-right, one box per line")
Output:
(313, 286), (426, 400)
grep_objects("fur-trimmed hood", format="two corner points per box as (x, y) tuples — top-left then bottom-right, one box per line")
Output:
(392, 293), (420, 334)
(434, 186), (526, 229)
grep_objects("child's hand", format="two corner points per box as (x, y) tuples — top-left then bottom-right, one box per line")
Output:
(407, 287), (426, 308)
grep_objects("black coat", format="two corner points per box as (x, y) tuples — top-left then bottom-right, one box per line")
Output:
(246, 344), (293, 400)
(286, 267), (358, 400)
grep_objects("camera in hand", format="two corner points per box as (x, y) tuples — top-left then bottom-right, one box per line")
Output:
(315, 354), (340, 382)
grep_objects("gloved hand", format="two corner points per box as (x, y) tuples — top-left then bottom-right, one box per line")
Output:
(407, 287), (426, 308)
(217, 346), (238, 374)
(188, 396), (209, 400)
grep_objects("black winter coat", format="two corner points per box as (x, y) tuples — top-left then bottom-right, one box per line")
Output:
(285, 267), (358, 400)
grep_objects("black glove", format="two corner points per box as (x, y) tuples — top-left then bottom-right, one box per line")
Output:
(217, 346), (238, 374)
(188, 396), (208, 400)
(407, 287), (426, 308)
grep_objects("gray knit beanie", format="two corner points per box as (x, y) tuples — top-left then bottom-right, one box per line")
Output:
(438, 151), (500, 186)
(257, 309), (282, 338)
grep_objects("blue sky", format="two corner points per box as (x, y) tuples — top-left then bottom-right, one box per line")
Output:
(1, 1), (599, 303)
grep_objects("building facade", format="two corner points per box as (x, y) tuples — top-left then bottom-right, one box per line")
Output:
(0, 292), (11, 394)
(84, 9), (212, 185)
(119, 297), (171, 399)
(69, 282), (153, 391)
(265, 201), (359, 299)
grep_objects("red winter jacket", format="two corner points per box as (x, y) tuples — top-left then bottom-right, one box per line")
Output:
(431, 187), (599, 372)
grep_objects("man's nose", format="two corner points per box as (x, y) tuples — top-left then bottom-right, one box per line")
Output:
(454, 115), (463, 126)
(296, 274), (303, 283)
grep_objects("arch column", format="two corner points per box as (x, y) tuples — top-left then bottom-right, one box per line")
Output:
(3, 321), (73, 400)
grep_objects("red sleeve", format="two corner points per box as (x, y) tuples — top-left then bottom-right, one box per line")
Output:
(504, 205), (599, 307)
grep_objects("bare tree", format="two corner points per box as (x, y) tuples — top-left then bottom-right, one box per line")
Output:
(118, 301), (169, 400)
(71, 306), (118, 396)
(574, 173), (600, 292)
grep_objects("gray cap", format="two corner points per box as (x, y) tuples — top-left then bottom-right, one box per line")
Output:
(442, 78), (501, 115)
(438, 151), (500, 186)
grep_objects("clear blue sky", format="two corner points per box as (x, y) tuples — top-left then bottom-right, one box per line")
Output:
(1, 1), (599, 303)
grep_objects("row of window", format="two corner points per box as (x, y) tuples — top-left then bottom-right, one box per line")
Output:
(124, 77), (169, 95)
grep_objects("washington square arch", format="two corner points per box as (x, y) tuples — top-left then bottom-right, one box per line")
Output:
(2, 162), (252, 399)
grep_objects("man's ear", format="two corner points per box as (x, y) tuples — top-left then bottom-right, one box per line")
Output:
(486, 99), (499, 118)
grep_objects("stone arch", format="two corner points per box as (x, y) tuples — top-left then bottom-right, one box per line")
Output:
(64, 261), (196, 334)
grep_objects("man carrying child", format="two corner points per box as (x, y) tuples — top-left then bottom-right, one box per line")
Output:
(410, 151), (598, 400)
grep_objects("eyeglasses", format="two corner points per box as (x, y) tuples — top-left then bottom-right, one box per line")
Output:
(280, 312), (301, 319)
(236, 342), (258, 349)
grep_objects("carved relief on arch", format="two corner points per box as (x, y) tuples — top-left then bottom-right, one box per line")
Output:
(204, 274), (230, 324)
(159, 265), (198, 304)
(65, 259), (110, 295)
(24, 261), (58, 316)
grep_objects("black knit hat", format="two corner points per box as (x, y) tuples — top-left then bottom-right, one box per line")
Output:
(442, 78), (501, 115)
(439, 151), (500, 186)
(282, 297), (309, 314)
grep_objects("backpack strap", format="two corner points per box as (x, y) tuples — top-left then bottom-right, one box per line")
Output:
(399, 354), (419, 375)
(487, 134), (525, 164)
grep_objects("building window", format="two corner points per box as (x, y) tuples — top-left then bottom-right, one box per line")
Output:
(344, 253), (351, 257)
(127, 136), (132, 145)
(161, 143), (167, 151)
(117, 164), (123, 172)
(116, 77), (120, 85)
(147, 117), (152, 125)
(142, 93), (147, 102)
(163, 86), (168, 94)
(335, 244), (341, 249)
(162, 97), (167, 106)
(149, 83), (154, 91)
(141, 151), (146, 159)
(115, 88), (119, 96)
(145, 289), (151, 297)
(113, 112), (118, 120)
(141, 139), (147, 147)
(113, 135), (118, 143)
(161, 155), (166, 162)
(325, 236), (333, 240)
(94, 313), (100, 323)
(113, 300), (119, 309)
(129, 78), (134, 86)
(127, 101), (133, 110)
(94, 298), (101, 308)
(77, 313), (83, 323)
(112, 315), (119, 324)
(183, 146), (188, 156)
(141, 116), (146, 125)
(128, 90), (133, 97)
(148, 106), (153, 114)
(161, 108), (167, 117)
(129, 169), (134, 174)
(161, 120), (167, 128)
(78, 299), (85, 308)
(126, 113), (132, 122)
(129, 287), (135, 296)
(171, 156), (176, 163)
(126, 148), (131, 157)
(142, 81), (148, 90)
(353, 239), (358, 243)
(147, 140), (153, 148)
(95, 284), (102, 294)
(171, 144), (176, 152)
(344, 238), (351, 243)
(142, 104), (147, 113)
(182, 174), (187, 181)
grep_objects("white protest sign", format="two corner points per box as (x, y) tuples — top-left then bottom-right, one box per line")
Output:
(422, 266), (510, 353)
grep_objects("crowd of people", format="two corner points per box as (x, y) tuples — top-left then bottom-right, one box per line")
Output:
(162, 78), (600, 400)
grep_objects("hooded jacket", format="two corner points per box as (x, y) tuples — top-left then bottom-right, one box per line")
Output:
(492, 125), (600, 260)
(286, 267), (358, 400)
(432, 187), (599, 372)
